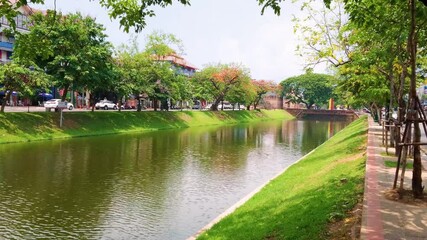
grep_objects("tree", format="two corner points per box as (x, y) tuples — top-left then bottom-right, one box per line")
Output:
(144, 61), (175, 111)
(193, 63), (251, 111)
(114, 48), (151, 111)
(145, 30), (184, 57)
(142, 31), (185, 111)
(251, 80), (277, 110)
(226, 79), (257, 110)
(13, 11), (114, 104)
(341, 0), (427, 198)
(293, 0), (351, 69)
(280, 71), (334, 109)
(0, 61), (49, 113)
(170, 74), (193, 110)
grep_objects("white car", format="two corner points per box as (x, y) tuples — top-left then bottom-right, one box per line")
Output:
(95, 100), (118, 110)
(44, 99), (74, 110)
(218, 103), (233, 110)
(238, 104), (246, 110)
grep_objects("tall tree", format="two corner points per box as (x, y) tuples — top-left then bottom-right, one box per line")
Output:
(193, 63), (251, 111)
(13, 11), (114, 103)
(170, 74), (193, 110)
(280, 71), (334, 109)
(226, 79), (257, 110)
(251, 80), (277, 110)
(293, 0), (351, 69)
(114, 49), (152, 111)
(342, 0), (427, 198)
(142, 31), (185, 111)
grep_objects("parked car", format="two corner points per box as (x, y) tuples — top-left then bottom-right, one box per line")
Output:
(192, 104), (202, 109)
(218, 102), (233, 110)
(95, 100), (118, 110)
(44, 99), (74, 110)
(238, 104), (246, 110)
(204, 103), (212, 110)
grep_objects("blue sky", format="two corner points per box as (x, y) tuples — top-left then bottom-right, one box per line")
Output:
(35, 0), (324, 82)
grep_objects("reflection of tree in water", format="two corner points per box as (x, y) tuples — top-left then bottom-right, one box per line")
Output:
(279, 119), (350, 155)
(0, 119), (350, 238)
(0, 138), (125, 238)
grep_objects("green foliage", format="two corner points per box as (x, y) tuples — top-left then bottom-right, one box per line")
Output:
(193, 63), (252, 111)
(384, 160), (413, 169)
(114, 50), (153, 104)
(0, 62), (49, 112)
(280, 72), (334, 109)
(293, 0), (351, 69)
(225, 79), (256, 109)
(170, 74), (193, 108)
(13, 11), (114, 101)
(144, 30), (184, 56)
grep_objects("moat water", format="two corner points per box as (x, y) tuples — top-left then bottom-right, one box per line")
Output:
(0, 119), (349, 239)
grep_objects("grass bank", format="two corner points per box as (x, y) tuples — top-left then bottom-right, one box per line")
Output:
(0, 109), (292, 144)
(197, 116), (368, 240)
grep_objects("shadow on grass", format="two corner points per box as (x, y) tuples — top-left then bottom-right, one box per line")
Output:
(0, 112), (58, 137)
(0, 110), (288, 143)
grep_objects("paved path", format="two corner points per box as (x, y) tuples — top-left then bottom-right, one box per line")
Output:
(361, 116), (427, 240)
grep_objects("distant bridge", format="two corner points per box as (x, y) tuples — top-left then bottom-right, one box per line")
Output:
(285, 108), (359, 120)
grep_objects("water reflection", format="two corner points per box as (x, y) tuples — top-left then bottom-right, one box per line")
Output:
(0, 119), (349, 239)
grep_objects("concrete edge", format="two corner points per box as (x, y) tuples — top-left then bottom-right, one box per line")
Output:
(187, 132), (333, 240)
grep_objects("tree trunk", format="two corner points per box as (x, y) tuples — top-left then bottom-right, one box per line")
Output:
(117, 94), (123, 112)
(61, 85), (69, 102)
(400, 125), (411, 190)
(153, 98), (158, 111)
(0, 91), (11, 113)
(90, 96), (96, 112)
(211, 98), (222, 111)
(409, 0), (423, 198)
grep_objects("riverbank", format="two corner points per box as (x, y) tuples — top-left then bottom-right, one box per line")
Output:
(196, 115), (368, 239)
(0, 110), (293, 144)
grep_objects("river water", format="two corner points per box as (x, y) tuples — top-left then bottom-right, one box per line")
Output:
(0, 119), (349, 239)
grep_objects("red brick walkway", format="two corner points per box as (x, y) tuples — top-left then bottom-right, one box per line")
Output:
(361, 116), (427, 240)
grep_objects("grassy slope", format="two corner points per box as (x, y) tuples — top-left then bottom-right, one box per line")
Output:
(0, 110), (292, 144)
(198, 116), (368, 240)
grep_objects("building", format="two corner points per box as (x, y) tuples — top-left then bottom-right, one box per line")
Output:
(0, 1), (41, 63)
(157, 53), (197, 77)
(0, 1), (42, 106)
(261, 91), (284, 109)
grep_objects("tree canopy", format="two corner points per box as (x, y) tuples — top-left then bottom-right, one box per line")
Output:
(280, 71), (334, 109)
(13, 11), (114, 102)
(193, 63), (251, 111)
(0, 61), (49, 112)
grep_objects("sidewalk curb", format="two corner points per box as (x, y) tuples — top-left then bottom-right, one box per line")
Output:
(360, 117), (384, 240)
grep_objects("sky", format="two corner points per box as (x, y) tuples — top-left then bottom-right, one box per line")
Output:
(34, 0), (326, 83)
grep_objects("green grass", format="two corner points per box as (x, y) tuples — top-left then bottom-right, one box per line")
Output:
(0, 109), (293, 144)
(384, 160), (413, 169)
(380, 151), (395, 157)
(197, 116), (368, 240)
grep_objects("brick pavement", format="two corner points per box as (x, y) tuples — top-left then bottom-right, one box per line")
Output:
(361, 116), (427, 240)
